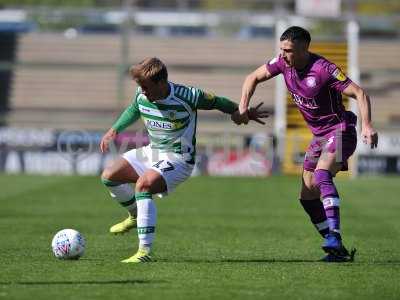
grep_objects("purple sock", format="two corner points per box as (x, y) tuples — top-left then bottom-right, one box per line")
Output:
(322, 198), (340, 233)
(314, 169), (341, 233)
(300, 199), (329, 237)
(314, 169), (339, 198)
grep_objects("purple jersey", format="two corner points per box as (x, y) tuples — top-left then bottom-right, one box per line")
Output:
(266, 53), (356, 136)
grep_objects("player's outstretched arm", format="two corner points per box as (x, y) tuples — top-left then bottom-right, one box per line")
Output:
(238, 64), (273, 124)
(196, 92), (269, 125)
(342, 82), (378, 149)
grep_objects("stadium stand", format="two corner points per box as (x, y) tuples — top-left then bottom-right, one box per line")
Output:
(7, 33), (400, 132)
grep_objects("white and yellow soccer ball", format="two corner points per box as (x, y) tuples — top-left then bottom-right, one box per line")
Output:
(51, 229), (85, 260)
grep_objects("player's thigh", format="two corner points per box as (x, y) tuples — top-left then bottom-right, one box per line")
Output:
(303, 136), (322, 174)
(136, 169), (167, 194)
(300, 169), (320, 200)
(101, 157), (140, 183)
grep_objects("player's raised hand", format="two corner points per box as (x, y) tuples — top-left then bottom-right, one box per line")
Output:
(361, 124), (378, 149)
(100, 128), (118, 153)
(248, 102), (270, 125)
(231, 110), (249, 125)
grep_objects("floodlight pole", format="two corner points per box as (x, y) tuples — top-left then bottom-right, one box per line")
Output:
(347, 18), (360, 178)
(274, 19), (288, 168)
(117, 0), (134, 109)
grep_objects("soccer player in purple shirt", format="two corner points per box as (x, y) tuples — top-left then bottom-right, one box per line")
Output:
(234, 26), (378, 262)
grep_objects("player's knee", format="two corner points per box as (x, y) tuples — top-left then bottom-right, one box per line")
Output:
(101, 166), (123, 184)
(135, 176), (151, 193)
(101, 168), (113, 181)
(300, 178), (319, 199)
(303, 172), (317, 190)
(303, 179), (317, 191)
(301, 171), (319, 199)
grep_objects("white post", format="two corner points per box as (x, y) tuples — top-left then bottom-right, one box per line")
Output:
(274, 19), (288, 166)
(118, 0), (134, 108)
(347, 19), (360, 178)
(347, 20), (360, 100)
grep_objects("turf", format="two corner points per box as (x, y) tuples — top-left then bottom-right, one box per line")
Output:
(0, 174), (399, 299)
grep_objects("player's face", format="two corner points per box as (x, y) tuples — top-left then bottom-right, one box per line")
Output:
(280, 39), (307, 68)
(136, 78), (164, 101)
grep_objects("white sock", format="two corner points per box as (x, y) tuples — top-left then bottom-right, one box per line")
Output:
(101, 178), (137, 216)
(135, 191), (157, 250)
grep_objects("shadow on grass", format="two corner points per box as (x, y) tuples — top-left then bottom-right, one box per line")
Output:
(368, 260), (400, 266)
(159, 258), (400, 265)
(0, 279), (161, 286)
(157, 258), (319, 263)
(221, 259), (318, 263)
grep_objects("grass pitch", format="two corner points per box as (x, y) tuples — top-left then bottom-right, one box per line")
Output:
(0, 174), (399, 299)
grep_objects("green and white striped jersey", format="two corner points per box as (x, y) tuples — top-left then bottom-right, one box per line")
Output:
(112, 81), (237, 164)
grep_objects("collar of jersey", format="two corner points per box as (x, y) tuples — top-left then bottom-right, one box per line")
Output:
(153, 82), (174, 104)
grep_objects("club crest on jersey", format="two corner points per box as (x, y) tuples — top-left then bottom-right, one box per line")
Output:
(305, 76), (317, 87)
(332, 68), (347, 82)
(167, 110), (176, 120)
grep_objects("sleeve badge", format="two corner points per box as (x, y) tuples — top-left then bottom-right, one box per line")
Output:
(332, 68), (347, 82)
(204, 92), (216, 101)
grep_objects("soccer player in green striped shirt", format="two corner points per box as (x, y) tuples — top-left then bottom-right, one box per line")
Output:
(100, 57), (268, 263)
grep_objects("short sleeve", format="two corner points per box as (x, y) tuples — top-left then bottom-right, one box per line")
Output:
(325, 62), (352, 92)
(174, 84), (200, 110)
(129, 87), (141, 111)
(265, 56), (284, 77)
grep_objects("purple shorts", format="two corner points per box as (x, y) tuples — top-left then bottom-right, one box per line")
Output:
(303, 126), (357, 172)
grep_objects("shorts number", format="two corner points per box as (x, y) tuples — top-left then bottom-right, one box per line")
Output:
(152, 160), (175, 172)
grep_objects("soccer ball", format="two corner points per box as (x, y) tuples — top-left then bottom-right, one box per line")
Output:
(51, 229), (86, 260)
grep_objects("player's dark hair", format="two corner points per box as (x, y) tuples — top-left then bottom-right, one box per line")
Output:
(130, 57), (168, 83)
(280, 26), (311, 45)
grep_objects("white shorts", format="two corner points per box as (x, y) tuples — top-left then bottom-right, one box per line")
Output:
(122, 145), (194, 196)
